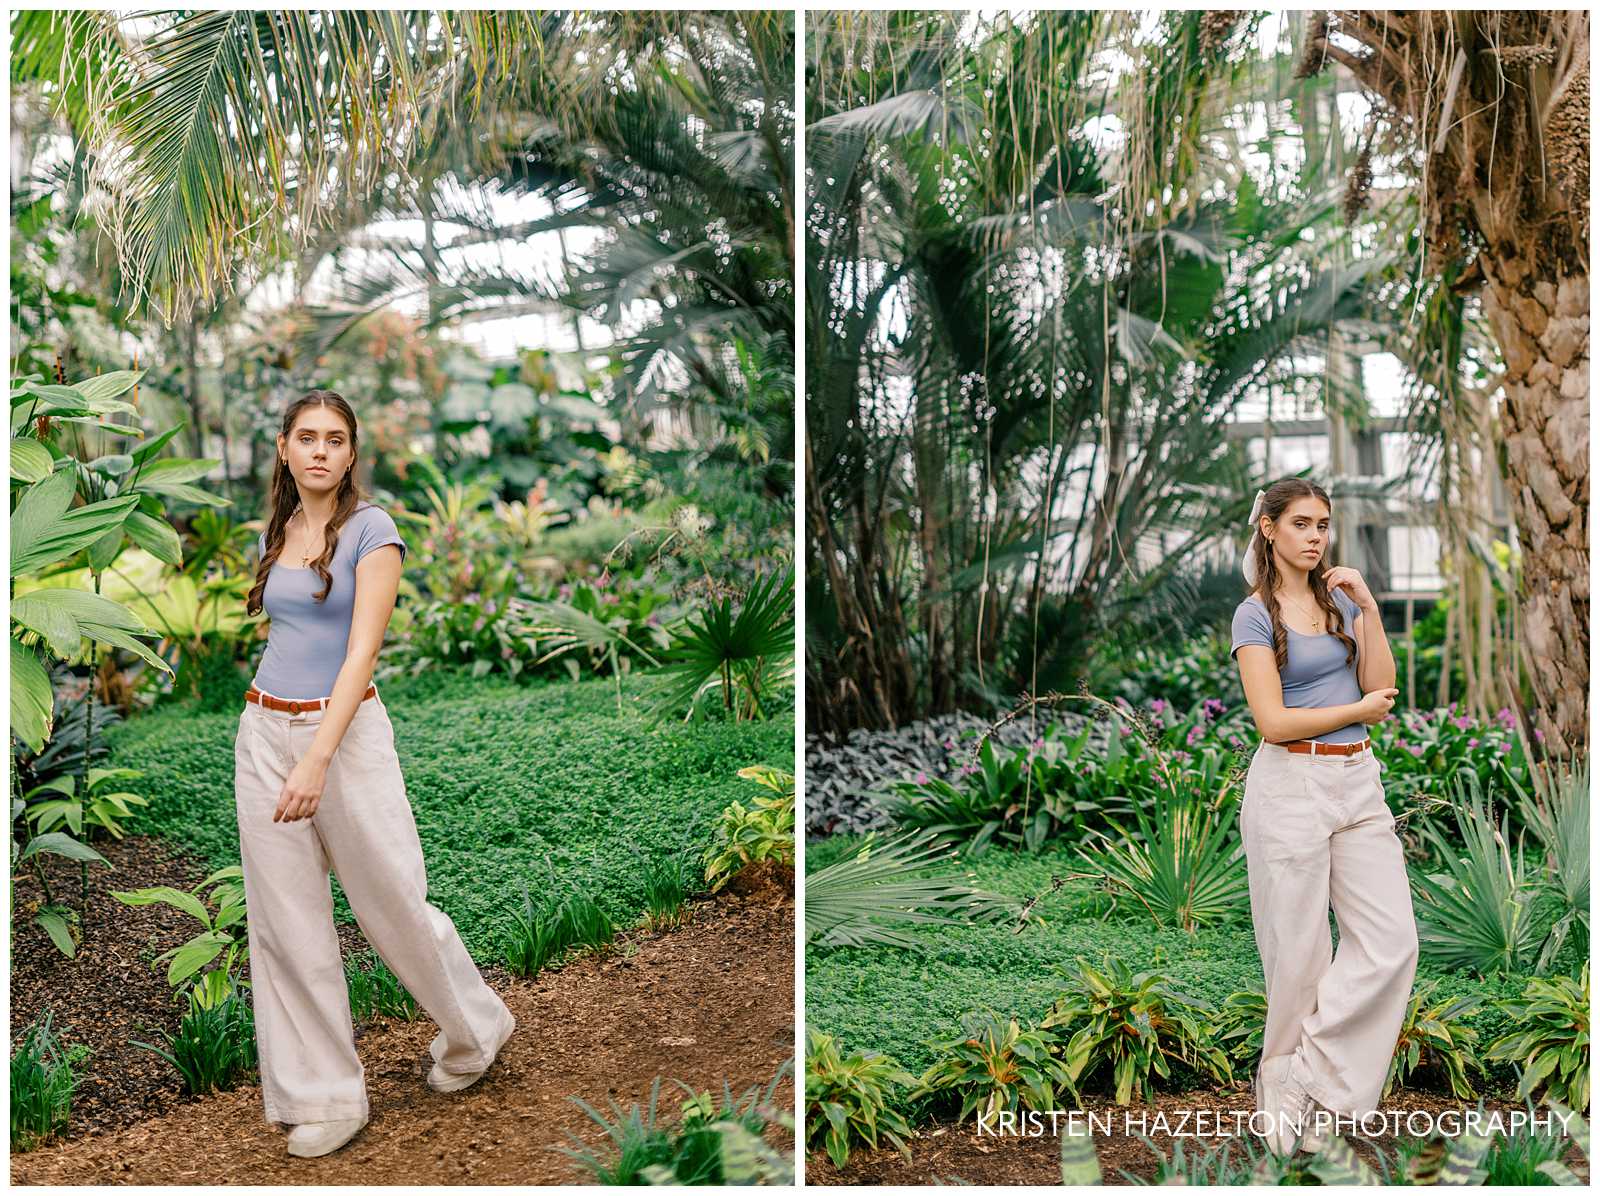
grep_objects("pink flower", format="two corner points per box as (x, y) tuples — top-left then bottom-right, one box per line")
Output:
(1174, 750), (1191, 764)
(1534, 729), (1546, 743)
(1186, 725), (1205, 746)
(1202, 699), (1225, 719)
(1031, 737), (1045, 751)
(1496, 742), (1512, 754)
(1119, 725), (1133, 737)
(1452, 715), (1473, 730)
(959, 763), (978, 776)
(1407, 744), (1424, 757)
(915, 771), (929, 784)
(1150, 699), (1167, 714)
(1467, 738), (1479, 749)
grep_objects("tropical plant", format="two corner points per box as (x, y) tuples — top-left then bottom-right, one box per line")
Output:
(804, 1029), (916, 1169)
(1307, 1127), (1493, 1186)
(9, 1009), (91, 1151)
(1075, 790), (1249, 933)
(10, 823), (109, 958)
(1512, 757), (1590, 972)
(1209, 988), (1268, 1066)
(1042, 955), (1232, 1105)
(1382, 980), (1485, 1101)
(22, 767), (147, 841)
(1408, 774), (1543, 975)
(915, 1010), (1075, 1125)
(650, 568), (794, 722)
(1485, 965), (1591, 1113)
(702, 765), (795, 891)
(111, 866), (249, 1011)
(562, 1065), (793, 1185)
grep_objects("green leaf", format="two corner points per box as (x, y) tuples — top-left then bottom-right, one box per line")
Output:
(123, 511), (183, 565)
(74, 370), (145, 403)
(34, 907), (78, 957)
(19, 832), (110, 865)
(9, 638), (54, 751)
(10, 437), (54, 483)
(13, 487), (139, 574)
(111, 885), (210, 924)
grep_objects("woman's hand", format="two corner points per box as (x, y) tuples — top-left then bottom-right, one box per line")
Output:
(274, 755), (329, 823)
(1323, 565), (1377, 612)
(1356, 687), (1399, 726)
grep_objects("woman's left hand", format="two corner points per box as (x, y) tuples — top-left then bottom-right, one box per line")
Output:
(275, 756), (328, 823)
(1323, 566), (1377, 612)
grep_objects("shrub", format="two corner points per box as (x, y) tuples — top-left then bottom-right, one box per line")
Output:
(1484, 965), (1590, 1112)
(1042, 956), (1232, 1104)
(804, 1028), (915, 1168)
(889, 735), (1057, 854)
(10, 1010), (90, 1151)
(915, 1010), (1075, 1124)
(1074, 790), (1248, 932)
(1383, 979), (1485, 1100)
(1373, 703), (1529, 809)
(132, 992), (257, 1095)
(344, 951), (421, 1022)
(703, 765), (794, 891)
(1409, 775), (1542, 975)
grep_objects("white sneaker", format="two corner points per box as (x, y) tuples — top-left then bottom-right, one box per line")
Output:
(427, 1016), (515, 1093)
(1255, 1056), (1310, 1155)
(286, 1116), (367, 1158)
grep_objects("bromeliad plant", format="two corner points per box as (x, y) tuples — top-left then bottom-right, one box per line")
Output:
(804, 1028), (916, 1169)
(1381, 979), (1485, 1101)
(111, 866), (249, 1012)
(915, 1010), (1077, 1124)
(1484, 964), (1590, 1113)
(702, 765), (795, 892)
(1042, 955), (1233, 1105)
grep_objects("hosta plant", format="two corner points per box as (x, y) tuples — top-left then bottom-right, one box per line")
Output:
(915, 1010), (1075, 1124)
(1043, 955), (1232, 1105)
(804, 1028), (916, 1168)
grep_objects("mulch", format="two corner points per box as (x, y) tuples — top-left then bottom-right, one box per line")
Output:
(807, 1089), (1590, 1185)
(11, 836), (795, 1185)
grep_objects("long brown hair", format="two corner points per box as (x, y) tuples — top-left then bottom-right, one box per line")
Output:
(246, 391), (364, 616)
(1247, 478), (1357, 672)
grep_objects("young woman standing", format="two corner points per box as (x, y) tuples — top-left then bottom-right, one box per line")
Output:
(1229, 478), (1418, 1156)
(237, 391), (516, 1159)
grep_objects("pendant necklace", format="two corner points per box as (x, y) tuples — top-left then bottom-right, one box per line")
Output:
(1282, 592), (1323, 633)
(295, 511), (325, 568)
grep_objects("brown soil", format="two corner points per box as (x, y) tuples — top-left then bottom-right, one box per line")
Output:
(12, 841), (795, 1185)
(807, 1090), (1589, 1185)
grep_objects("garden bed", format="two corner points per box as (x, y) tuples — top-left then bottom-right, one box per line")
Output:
(11, 864), (795, 1184)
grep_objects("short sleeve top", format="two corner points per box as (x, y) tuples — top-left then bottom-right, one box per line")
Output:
(1230, 588), (1366, 744)
(250, 503), (407, 700)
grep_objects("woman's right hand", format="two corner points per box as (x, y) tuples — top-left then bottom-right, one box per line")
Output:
(1356, 687), (1399, 725)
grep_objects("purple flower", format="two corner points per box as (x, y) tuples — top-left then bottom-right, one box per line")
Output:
(1495, 707), (1515, 726)
(1496, 742), (1512, 754)
(944, 738), (957, 750)
(959, 763), (978, 776)
(1119, 725), (1133, 737)
(1467, 738), (1479, 749)
(1186, 725), (1205, 746)
(1202, 699), (1225, 720)
(915, 771), (929, 785)
(1228, 736), (1244, 749)
(1150, 699), (1167, 714)
(1534, 729), (1546, 743)
(1174, 750), (1191, 764)
(1031, 737), (1045, 751)
(1452, 715), (1473, 730)
(1407, 744), (1425, 757)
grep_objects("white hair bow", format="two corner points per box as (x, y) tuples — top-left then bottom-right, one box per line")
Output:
(1242, 489), (1266, 586)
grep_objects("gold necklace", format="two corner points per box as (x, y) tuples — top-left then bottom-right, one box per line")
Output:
(294, 511), (326, 568)
(1281, 591), (1323, 632)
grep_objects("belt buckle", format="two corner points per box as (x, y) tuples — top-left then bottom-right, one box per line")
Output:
(288, 700), (302, 714)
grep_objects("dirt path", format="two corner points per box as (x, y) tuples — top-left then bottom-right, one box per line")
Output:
(808, 1090), (1588, 1185)
(12, 884), (795, 1185)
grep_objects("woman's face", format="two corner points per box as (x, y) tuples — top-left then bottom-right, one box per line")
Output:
(278, 405), (355, 497)
(1266, 496), (1330, 574)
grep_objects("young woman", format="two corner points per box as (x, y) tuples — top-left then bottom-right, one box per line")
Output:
(1229, 478), (1418, 1156)
(237, 391), (516, 1159)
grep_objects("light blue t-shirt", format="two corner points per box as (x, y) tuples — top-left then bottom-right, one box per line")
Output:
(250, 503), (407, 699)
(1230, 588), (1366, 744)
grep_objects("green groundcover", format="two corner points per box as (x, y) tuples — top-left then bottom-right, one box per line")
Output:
(110, 671), (792, 961)
(805, 834), (1576, 1102)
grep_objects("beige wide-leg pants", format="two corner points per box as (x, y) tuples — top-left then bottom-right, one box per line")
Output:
(234, 691), (516, 1126)
(1239, 741), (1419, 1117)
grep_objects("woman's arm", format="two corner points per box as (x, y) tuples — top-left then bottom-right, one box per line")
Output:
(274, 544), (405, 823)
(1352, 604), (1396, 694)
(1235, 644), (1374, 742)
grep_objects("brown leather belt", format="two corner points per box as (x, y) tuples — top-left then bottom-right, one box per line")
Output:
(244, 684), (376, 714)
(1282, 738), (1370, 756)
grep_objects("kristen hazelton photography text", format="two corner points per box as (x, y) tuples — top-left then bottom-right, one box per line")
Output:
(10, 10), (797, 1185)
(803, 7), (1589, 1189)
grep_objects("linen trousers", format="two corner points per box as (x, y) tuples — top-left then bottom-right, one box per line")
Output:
(234, 690), (515, 1126)
(1238, 740), (1419, 1117)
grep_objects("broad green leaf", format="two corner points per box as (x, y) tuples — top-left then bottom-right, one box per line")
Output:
(132, 457), (221, 488)
(74, 369), (145, 403)
(19, 832), (109, 865)
(10, 437), (53, 482)
(10, 638), (54, 752)
(12, 490), (139, 574)
(123, 511), (183, 565)
(34, 907), (77, 957)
